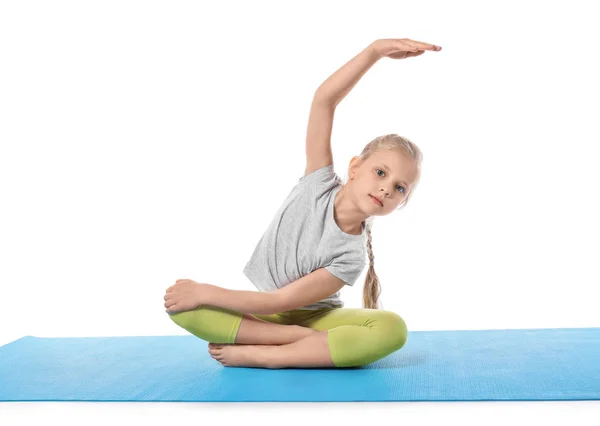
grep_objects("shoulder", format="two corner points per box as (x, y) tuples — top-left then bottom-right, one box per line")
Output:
(298, 164), (335, 183)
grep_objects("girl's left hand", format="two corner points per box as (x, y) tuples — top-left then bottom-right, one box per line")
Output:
(373, 38), (441, 60)
(164, 279), (215, 314)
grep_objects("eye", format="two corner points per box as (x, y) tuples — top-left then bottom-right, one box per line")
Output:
(376, 169), (406, 193)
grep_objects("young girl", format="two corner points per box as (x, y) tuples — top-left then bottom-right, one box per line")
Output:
(164, 38), (442, 369)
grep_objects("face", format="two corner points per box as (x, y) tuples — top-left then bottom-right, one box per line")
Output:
(347, 149), (419, 216)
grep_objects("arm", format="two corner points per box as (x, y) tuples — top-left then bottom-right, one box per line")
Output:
(207, 268), (346, 315)
(272, 268), (346, 312)
(207, 286), (284, 316)
(303, 41), (381, 177)
(314, 40), (382, 107)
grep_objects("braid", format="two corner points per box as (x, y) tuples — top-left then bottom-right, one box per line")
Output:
(363, 218), (382, 309)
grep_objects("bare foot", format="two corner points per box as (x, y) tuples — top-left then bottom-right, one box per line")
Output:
(208, 342), (278, 368)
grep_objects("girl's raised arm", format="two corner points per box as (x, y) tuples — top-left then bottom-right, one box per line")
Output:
(304, 38), (440, 178)
(304, 42), (380, 178)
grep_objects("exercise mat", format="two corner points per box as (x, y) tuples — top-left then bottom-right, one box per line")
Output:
(1, 328), (599, 402)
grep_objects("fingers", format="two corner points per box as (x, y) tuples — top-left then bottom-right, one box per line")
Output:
(401, 39), (441, 51)
(164, 280), (187, 311)
(167, 278), (188, 292)
(168, 281), (184, 293)
(164, 283), (175, 306)
(167, 277), (196, 293)
(406, 50), (425, 58)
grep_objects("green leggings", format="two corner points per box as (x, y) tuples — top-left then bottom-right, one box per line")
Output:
(168, 305), (408, 367)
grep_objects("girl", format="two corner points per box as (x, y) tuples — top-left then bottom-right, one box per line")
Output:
(164, 38), (442, 369)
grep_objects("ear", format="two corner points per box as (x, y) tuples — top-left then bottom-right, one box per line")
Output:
(348, 156), (361, 177)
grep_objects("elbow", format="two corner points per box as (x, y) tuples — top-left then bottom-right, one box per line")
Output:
(313, 89), (338, 108)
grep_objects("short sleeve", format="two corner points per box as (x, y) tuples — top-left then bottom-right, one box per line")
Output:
(298, 164), (335, 186)
(325, 257), (366, 287)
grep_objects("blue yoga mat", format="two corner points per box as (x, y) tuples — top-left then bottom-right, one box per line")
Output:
(1, 328), (599, 402)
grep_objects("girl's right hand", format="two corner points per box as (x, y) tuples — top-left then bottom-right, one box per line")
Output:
(372, 38), (441, 60)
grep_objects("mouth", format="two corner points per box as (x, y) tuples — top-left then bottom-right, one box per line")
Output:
(369, 195), (383, 207)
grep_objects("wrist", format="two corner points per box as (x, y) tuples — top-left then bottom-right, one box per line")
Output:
(206, 284), (227, 306)
(368, 40), (383, 60)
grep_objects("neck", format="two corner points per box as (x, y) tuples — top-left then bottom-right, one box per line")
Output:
(334, 186), (368, 234)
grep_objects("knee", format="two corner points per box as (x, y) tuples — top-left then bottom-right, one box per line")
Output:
(167, 306), (212, 338)
(381, 310), (408, 351)
(168, 309), (196, 331)
(167, 305), (243, 344)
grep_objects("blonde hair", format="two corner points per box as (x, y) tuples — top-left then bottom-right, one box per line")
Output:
(343, 133), (423, 310)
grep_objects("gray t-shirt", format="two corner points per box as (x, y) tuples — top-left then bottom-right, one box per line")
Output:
(243, 164), (367, 310)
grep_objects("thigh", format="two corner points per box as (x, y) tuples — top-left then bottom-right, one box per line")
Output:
(169, 305), (290, 344)
(299, 307), (407, 332)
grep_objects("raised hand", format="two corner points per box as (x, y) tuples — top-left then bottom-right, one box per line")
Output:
(373, 38), (441, 60)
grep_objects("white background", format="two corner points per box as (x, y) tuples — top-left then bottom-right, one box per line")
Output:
(1, 0), (598, 423)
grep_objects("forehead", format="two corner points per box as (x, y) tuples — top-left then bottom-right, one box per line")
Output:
(369, 149), (417, 173)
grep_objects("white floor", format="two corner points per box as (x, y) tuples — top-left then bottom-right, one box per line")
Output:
(0, 401), (599, 426)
